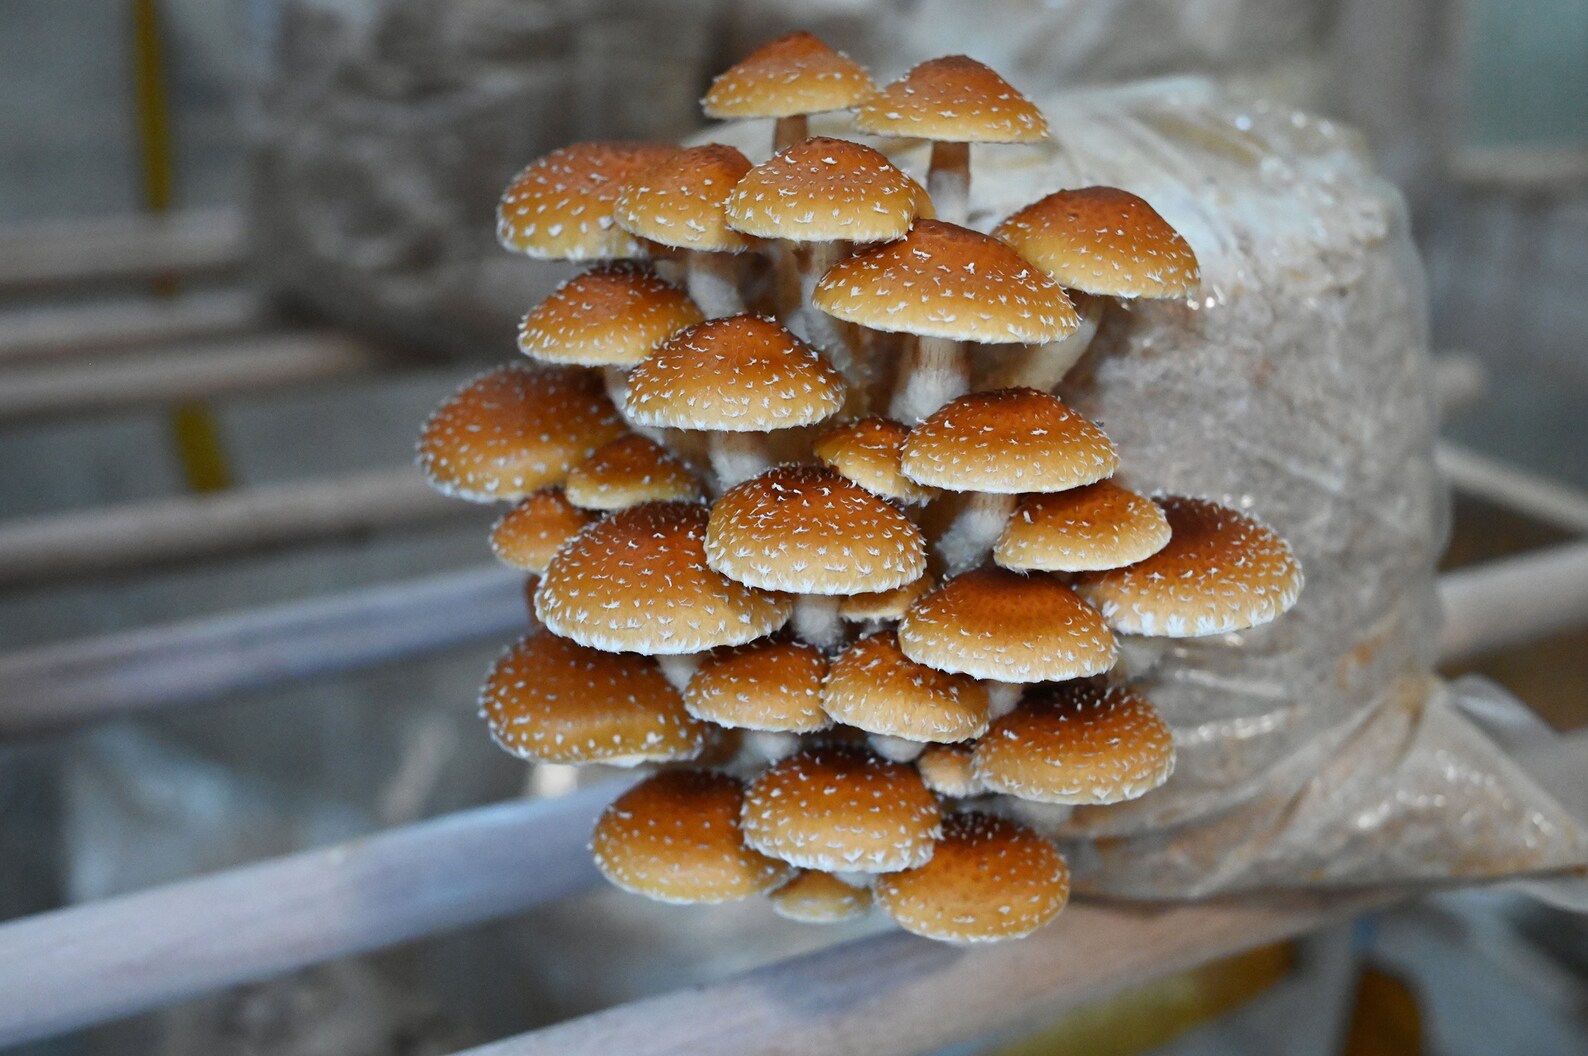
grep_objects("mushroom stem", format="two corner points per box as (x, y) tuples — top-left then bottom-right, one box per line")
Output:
(792, 594), (844, 650)
(1112, 635), (1171, 683)
(928, 141), (971, 225)
(890, 334), (968, 424)
(708, 431), (772, 491)
(687, 250), (744, 318)
(773, 114), (810, 153)
(935, 493), (1017, 576)
(742, 730), (802, 763)
(868, 734), (924, 763)
(793, 240), (860, 394)
(526, 762), (581, 799)
(989, 294), (1105, 391)
(985, 682), (1023, 718)
(655, 654), (701, 692)
(604, 366), (668, 445)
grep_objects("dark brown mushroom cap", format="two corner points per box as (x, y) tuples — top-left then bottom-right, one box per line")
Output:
(769, 870), (873, 923)
(814, 416), (940, 505)
(874, 812), (1070, 943)
(1073, 496), (1304, 637)
(854, 55), (1048, 144)
(900, 388), (1118, 494)
(480, 632), (706, 765)
(994, 481), (1171, 572)
(591, 770), (793, 904)
(536, 501), (792, 654)
(489, 488), (597, 573)
(702, 32), (875, 120)
(899, 567), (1117, 682)
(614, 144), (755, 253)
(497, 142), (679, 260)
(417, 365), (625, 502)
(685, 638), (831, 733)
(725, 137), (921, 244)
(564, 434), (702, 510)
(994, 187), (1200, 298)
(823, 631), (989, 743)
(517, 264), (703, 367)
(705, 464), (928, 595)
(812, 220), (1078, 343)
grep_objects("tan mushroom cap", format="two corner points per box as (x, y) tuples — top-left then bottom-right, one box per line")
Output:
(854, 55), (1048, 144)
(725, 137), (921, 244)
(480, 632), (706, 765)
(706, 465), (928, 596)
(901, 388), (1118, 495)
(517, 264), (703, 367)
(974, 681), (1175, 805)
(497, 141), (679, 260)
(815, 417), (940, 505)
(685, 638), (830, 733)
(899, 567), (1117, 682)
(813, 220), (1078, 343)
(875, 812), (1069, 943)
(489, 488), (596, 573)
(1073, 496), (1304, 637)
(564, 434), (701, 511)
(823, 632), (989, 743)
(591, 770), (793, 904)
(417, 365), (625, 502)
(994, 187), (1200, 299)
(916, 743), (983, 798)
(624, 314), (846, 432)
(770, 870), (873, 924)
(702, 31), (875, 120)
(614, 144), (755, 253)
(994, 481), (1171, 572)
(741, 746), (943, 872)
(839, 573), (935, 622)
(536, 501), (792, 654)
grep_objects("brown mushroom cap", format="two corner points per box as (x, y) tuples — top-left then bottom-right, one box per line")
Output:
(517, 264), (704, 367)
(770, 870), (873, 924)
(1073, 496), (1304, 637)
(417, 365), (625, 502)
(489, 488), (597, 573)
(702, 32), (875, 120)
(706, 464), (928, 595)
(974, 681), (1175, 804)
(623, 314), (846, 432)
(536, 501), (792, 654)
(812, 220), (1078, 343)
(725, 137), (921, 244)
(814, 417), (940, 505)
(741, 746), (943, 872)
(874, 812), (1069, 943)
(823, 632), (989, 743)
(614, 144), (755, 253)
(899, 567), (1117, 682)
(480, 632), (706, 765)
(994, 187), (1200, 298)
(854, 56), (1048, 144)
(591, 770), (793, 904)
(901, 388), (1118, 494)
(564, 434), (702, 510)
(994, 480), (1171, 572)
(685, 638), (831, 733)
(838, 573), (935, 622)
(497, 142), (679, 260)
(915, 743), (983, 798)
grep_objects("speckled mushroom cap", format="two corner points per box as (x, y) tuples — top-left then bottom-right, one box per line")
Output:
(613, 144), (755, 253)
(770, 870), (873, 924)
(702, 31), (874, 120)
(994, 481), (1171, 572)
(480, 632), (706, 765)
(854, 55), (1048, 144)
(838, 573), (935, 622)
(705, 465), (928, 595)
(916, 743), (983, 798)
(623, 314), (846, 432)
(901, 388), (1118, 495)
(497, 142), (679, 260)
(564, 434), (701, 510)
(823, 631), (989, 743)
(974, 681), (1175, 805)
(994, 187), (1200, 298)
(874, 812), (1069, 943)
(1073, 496), (1303, 637)
(417, 365), (625, 502)
(812, 221), (1079, 343)
(517, 264), (703, 367)
(591, 770), (792, 904)
(740, 745), (943, 872)
(536, 501), (792, 654)
(685, 638), (831, 733)
(814, 417), (940, 505)
(725, 137), (921, 244)
(899, 567), (1118, 682)
(489, 488), (597, 573)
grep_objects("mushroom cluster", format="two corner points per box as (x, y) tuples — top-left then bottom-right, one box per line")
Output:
(417, 32), (1304, 944)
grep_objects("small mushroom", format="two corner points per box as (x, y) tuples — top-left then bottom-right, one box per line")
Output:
(684, 638), (831, 734)
(496, 141), (679, 260)
(994, 480), (1171, 573)
(770, 870), (873, 924)
(814, 417), (940, 506)
(563, 434), (702, 511)
(915, 742), (984, 798)
(822, 631), (989, 744)
(489, 488), (596, 574)
(702, 32), (875, 154)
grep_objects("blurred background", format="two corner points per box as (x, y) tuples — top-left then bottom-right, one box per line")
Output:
(1, 1), (1585, 1054)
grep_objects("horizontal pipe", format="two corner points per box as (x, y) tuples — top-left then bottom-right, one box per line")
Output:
(0, 207), (246, 293)
(1438, 442), (1588, 536)
(0, 290), (267, 364)
(1438, 539), (1588, 662)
